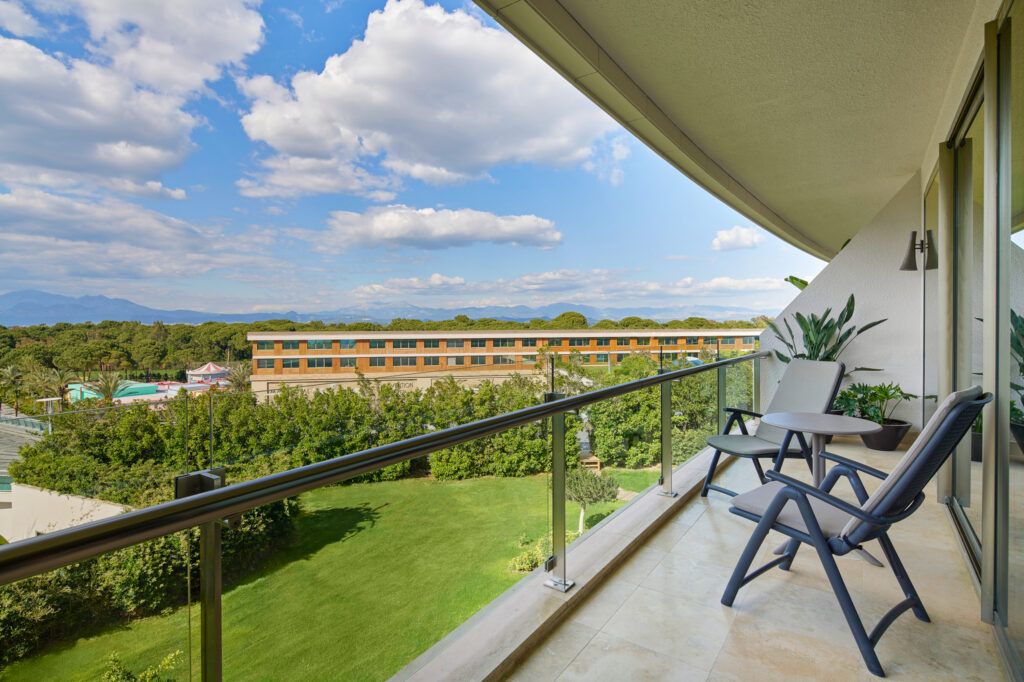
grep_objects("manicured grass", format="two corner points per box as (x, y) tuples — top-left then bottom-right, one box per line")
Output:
(604, 467), (661, 493)
(4, 475), (624, 681)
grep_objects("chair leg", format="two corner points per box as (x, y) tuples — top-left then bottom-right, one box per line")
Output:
(721, 495), (788, 606)
(810, 530), (885, 676)
(751, 457), (767, 483)
(877, 534), (929, 623)
(701, 450), (722, 497)
(779, 537), (801, 571)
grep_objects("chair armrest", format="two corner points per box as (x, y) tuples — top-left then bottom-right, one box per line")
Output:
(763, 471), (881, 524)
(723, 407), (762, 419)
(819, 451), (887, 479)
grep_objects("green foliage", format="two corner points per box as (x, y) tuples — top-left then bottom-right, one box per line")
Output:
(566, 469), (619, 532)
(834, 382), (928, 424)
(766, 294), (886, 372)
(102, 650), (180, 682)
(785, 275), (808, 290)
(508, 530), (582, 572)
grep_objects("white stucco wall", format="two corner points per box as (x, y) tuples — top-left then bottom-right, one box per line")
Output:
(760, 173), (929, 428)
(0, 484), (129, 543)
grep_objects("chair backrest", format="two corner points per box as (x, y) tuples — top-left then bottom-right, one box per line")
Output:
(754, 359), (845, 445)
(842, 386), (990, 543)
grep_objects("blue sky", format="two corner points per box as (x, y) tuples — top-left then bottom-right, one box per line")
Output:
(0, 0), (824, 316)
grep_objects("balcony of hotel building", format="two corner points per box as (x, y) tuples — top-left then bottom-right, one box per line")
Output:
(2, 1), (1024, 680)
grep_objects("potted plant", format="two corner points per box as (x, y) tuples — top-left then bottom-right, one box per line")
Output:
(1009, 310), (1024, 452)
(767, 294), (886, 373)
(834, 382), (931, 451)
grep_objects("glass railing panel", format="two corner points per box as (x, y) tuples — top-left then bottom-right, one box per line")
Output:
(670, 367), (720, 466)
(0, 532), (197, 681)
(725, 361), (755, 414)
(217, 423), (553, 679)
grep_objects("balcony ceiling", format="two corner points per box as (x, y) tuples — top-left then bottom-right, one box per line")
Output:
(478, 0), (999, 259)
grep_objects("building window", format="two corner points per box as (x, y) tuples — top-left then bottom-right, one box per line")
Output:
(393, 356), (416, 366)
(742, 336), (756, 344)
(448, 356), (464, 365)
(547, 338), (562, 346)
(307, 339), (331, 350)
(369, 357), (385, 367)
(493, 355), (514, 365)
(522, 338), (537, 347)
(281, 340), (299, 350)
(369, 340), (386, 349)
(493, 339), (515, 347)
(616, 353), (628, 362)
(339, 358), (356, 367)
(423, 339), (440, 348)
(470, 339), (487, 348)
(423, 356), (440, 366)
(596, 353), (609, 363)
(256, 359), (274, 369)
(338, 340), (356, 349)
(282, 358), (300, 369)
(686, 337), (699, 345)
(569, 338), (589, 347)
(308, 357), (332, 368)
(660, 337), (677, 345)
(522, 355), (537, 363)
(446, 339), (464, 348)
(635, 337), (650, 346)
(720, 337), (735, 344)
(595, 338), (610, 347)
(471, 356), (487, 365)
(616, 338), (630, 346)
(393, 339), (417, 349)
(256, 341), (273, 351)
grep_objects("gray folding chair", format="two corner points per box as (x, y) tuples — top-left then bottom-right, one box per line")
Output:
(720, 385), (989, 677)
(701, 359), (845, 497)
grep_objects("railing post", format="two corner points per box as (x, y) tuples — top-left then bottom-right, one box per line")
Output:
(175, 469), (226, 681)
(658, 378), (677, 497)
(543, 391), (573, 593)
(753, 356), (761, 414)
(717, 366), (727, 434)
(208, 391), (214, 469)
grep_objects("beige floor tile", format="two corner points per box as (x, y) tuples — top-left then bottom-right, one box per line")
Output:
(610, 545), (667, 585)
(641, 551), (737, 608)
(602, 585), (732, 671)
(568, 578), (637, 631)
(506, 620), (598, 682)
(864, 618), (1004, 681)
(645, 518), (699, 552)
(556, 631), (707, 682)
(708, 618), (861, 682)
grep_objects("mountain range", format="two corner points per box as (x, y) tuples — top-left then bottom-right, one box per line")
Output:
(0, 290), (774, 327)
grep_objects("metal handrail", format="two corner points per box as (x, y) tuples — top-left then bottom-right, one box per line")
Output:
(0, 351), (767, 585)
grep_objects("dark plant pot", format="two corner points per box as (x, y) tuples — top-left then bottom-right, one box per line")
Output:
(971, 432), (983, 462)
(1010, 422), (1024, 455)
(824, 409), (844, 444)
(860, 419), (912, 451)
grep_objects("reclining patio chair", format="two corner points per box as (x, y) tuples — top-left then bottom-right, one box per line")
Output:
(701, 359), (844, 497)
(720, 385), (989, 677)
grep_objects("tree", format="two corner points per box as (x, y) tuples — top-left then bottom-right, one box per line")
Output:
(565, 469), (619, 532)
(228, 362), (250, 391)
(93, 372), (130, 403)
(548, 311), (588, 329)
(0, 364), (22, 415)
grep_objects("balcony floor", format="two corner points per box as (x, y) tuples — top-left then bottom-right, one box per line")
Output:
(509, 439), (1004, 681)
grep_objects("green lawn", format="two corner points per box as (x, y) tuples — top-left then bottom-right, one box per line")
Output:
(603, 467), (661, 493)
(3, 475), (624, 681)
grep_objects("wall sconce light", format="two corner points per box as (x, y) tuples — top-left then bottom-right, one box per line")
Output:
(899, 230), (938, 271)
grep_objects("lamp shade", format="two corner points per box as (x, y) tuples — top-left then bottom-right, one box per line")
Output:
(899, 230), (919, 271)
(924, 229), (938, 270)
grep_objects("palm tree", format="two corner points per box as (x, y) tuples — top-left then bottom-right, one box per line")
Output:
(228, 362), (251, 392)
(92, 372), (130, 403)
(25, 367), (78, 409)
(0, 365), (22, 416)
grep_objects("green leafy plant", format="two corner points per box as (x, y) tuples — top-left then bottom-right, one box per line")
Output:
(834, 382), (930, 425)
(565, 469), (619, 533)
(767, 294), (886, 373)
(103, 650), (181, 682)
(785, 275), (808, 290)
(1009, 309), (1024, 422)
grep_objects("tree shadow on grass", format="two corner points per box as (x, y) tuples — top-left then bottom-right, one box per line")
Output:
(226, 501), (387, 590)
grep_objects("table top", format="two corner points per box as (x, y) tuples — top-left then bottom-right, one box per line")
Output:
(761, 411), (882, 436)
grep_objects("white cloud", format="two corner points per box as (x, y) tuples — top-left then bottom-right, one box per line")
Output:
(292, 204), (562, 251)
(0, 1), (42, 36)
(236, 0), (621, 198)
(340, 268), (783, 304)
(280, 8), (303, 28)
(711, 225), (766, 251)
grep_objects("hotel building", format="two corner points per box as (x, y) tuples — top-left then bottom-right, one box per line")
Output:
(247, 328), (762, 390)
